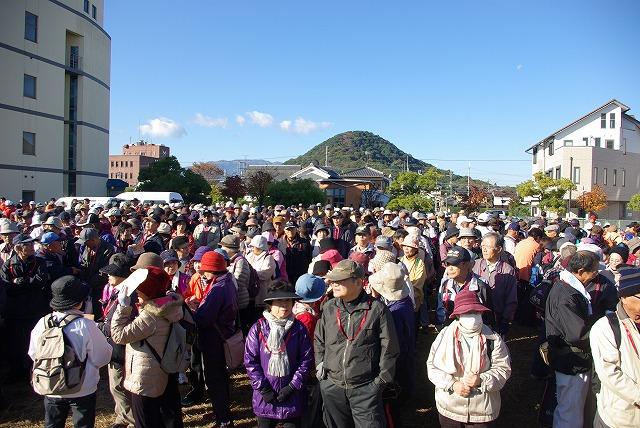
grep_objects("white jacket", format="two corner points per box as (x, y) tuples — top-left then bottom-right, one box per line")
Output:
(29, 310), (112, 398)
(590, 305), (640, 428)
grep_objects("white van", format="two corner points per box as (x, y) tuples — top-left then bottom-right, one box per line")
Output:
(115, 191), (184, 205)
(55, 196), (120, 208)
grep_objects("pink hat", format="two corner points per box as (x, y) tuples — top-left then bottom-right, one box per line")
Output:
(321, 249), (343, 268)
(449, 290), (490, 319)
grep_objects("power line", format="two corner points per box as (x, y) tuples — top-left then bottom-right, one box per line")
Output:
(418, 158), (530, 162)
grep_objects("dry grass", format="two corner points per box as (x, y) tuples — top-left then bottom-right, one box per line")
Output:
(0, 324), (545, 428)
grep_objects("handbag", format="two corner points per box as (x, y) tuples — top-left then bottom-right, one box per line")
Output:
(214, 324), (245, 371)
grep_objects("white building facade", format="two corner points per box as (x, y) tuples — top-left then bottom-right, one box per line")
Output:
(526, 99), (640, 220)
(0, 0), (111, 201)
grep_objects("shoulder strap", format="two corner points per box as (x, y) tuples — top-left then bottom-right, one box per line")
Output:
(486, 338), (494, 365)
(143, 323), (174, 365)
(606, 312), (622, 349)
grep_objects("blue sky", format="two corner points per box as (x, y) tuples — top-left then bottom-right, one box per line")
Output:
(105, 0), (640, 186)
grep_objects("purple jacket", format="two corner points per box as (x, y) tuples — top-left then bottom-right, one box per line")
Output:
(244, 317), (314, 419)
(473, 258), (518, 323)
(194, 272), (238, 353)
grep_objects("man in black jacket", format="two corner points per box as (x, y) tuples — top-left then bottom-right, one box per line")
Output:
(315, 259), (399, 428)
(545, 250), (600, 428)
(283, 221), (312, 286)
(330, 212), (356, 259)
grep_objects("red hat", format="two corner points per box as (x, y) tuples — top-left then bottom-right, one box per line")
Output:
(449, 290), (490, 319)
(136, 266), (170, 300)
(200, 251), (227, 273)
(321, 249), (343, 268)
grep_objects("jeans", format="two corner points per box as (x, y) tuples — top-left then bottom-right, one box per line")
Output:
(553, 371), (590, 428)
(44, 392), (96, 428)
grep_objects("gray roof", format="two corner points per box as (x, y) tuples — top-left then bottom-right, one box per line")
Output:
(342, 166), (389, 180)
(245, 164), (302, 181)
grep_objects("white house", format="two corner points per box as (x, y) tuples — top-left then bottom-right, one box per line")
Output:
(525, 99), (640, 220)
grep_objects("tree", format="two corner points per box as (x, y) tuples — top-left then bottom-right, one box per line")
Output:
(460, 185), (490, 212)
(137, 156), (210, 204)
(388, 168), (442, 199)
(245, 170), (274, 206)
(576, 185), (607, 213)
(266, 179), (326, 207)
(189, 161), (224, 184)
(386, 194), (433, 212)
(209, 183), (224, 204)
(516, 172), (576, 215)
(221, 175), (246, 202)
(629, 193), (640, 211)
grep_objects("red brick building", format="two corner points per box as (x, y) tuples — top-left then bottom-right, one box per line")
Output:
(108, 140), (170, 185)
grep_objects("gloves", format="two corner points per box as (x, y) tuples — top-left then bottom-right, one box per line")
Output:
(259, 386), (277, 404)
(117, 290), (131, 307)
(277, 384), (294, 402)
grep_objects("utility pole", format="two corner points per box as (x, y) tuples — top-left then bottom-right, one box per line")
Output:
(467, 161), (471, 196)
(325, 145), (328, 167)
(567, 156), (573, 217)
(406, 155), (409, 172)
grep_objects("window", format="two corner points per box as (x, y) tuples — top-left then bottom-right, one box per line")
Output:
(601, 113), (606, 128)
(545, 169), (553, 178)
(110, 161), (114, 167)
(610, 113), (616, 128)
(24, 12), (37, 42)
(582, 137), (589, 146)
(325, 188), (345, 206)
(564, 140), (573, 147)
(92, 5), (97, 19)
(532, 147), (537, 164)
(22, 132), (36, 155)
(613, 169), (617, 186)
(22, 191), (35, 202)
(23, 74), (36, 98)
(606, 139), (614, 149)
(593, 167), (598, 184)
(84, 0), (89, 13)
(555, 166), (561, 180)
(595, 137), (601, 147)
(115, 161), (119, 167)
(548, 141), (554, 156)
(622, 170), (626, 187)
(573, 166), (580, 184)
(603, 168), (608, 185)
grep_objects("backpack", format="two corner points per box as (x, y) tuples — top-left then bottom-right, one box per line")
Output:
(143, 322), (189, 374)
(238, 255), (261, 298)
(529, 279), (554, 315)
(31, 314), (87, 396)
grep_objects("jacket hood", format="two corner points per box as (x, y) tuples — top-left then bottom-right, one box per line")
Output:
(142, 292), (184, 322)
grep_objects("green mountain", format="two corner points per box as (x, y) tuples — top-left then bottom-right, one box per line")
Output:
(284, 131), (432, 177)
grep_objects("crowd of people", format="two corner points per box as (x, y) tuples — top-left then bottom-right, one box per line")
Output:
(0, 196), (639, 428)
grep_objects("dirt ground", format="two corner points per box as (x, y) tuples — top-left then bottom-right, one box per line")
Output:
(0, 323), (545, 428)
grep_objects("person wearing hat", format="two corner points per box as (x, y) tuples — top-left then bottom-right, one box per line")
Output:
(42, 215), (78, 269)
(77, 228), (115, 320)
(28, 275), (112, 428)
(427, 291), (511, 427)
(310, 223), (330, 258)
(98, 254), (136, 428)
(369, 262), (416, 426)
(247, 235), (277, 311)
(329, 211), (356, 259)
(126, 214), (164, 256)
(1, 233), (50, 381)
(544, 250), (601, 428)
(220, 234), (252, 333)
(399, 235), (428, 315)
(589, 266), (640, 428)
(0, 218), (20, 263)
(283, 221), (312, 287)
(503, 222), (520, 256)
(244, 280), (314, 428)
(349, 225), (376, 261)
(170, 234), (192, 271)
(36, 231), (78, 281)
(193, 210), (222, 250)
(293, 273), (326, 340)
(192, 251), (239, 427)
(439, 227), (460, 263)
(170, 215), (195, 258)
(315, 259), (399, 428)
(111, 266), (185, 428)
(161, 249), (191, 297)
(436, 245), (494, 328)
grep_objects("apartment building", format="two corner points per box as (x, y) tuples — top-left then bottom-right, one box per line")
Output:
(0, 0), (111, 201)
(526, 99), (640, 219)
(109, 140), (170, 185)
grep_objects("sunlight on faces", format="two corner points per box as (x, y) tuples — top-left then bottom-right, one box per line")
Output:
(316, 230), (329, 240)
(458, 237), (476, 250)
(608, 253), (624, 270)
(445, 261), (472, 282)
(108, 274), (124, 287)
(621, 294), (640, 323)
(402, 245), (418, 258)
(285, 228), (297, 240)
(268, 298), (294, 319)
(355, 234), (369, 247)
(15, 242), (35, 258)
(164, 260), (179, 277)
(329, 277), (362, 300)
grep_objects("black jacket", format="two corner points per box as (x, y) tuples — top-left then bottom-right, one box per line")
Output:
(284, 235), (312, 285)
(545, 278), (593, 374)
(315, 290), (399, 388)
(0, 253), (50, 319)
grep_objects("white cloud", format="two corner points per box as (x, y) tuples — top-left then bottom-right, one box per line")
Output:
(516, 64), (523, 71)
(280, 117), (332, 135)
(246, 110), (274, 127)
(235, 115), (246, 126)
(138, 117), (186, 138)
(192, 113), (228, 128)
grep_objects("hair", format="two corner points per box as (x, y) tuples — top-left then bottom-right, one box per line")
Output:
(566, 250), (600, 274)
(393, 229), (408, 241)
(482, 232), (503, 248)
(528, 227), (545, 240)
(559, 244), (578, 260)
(590, 225), (604, 236)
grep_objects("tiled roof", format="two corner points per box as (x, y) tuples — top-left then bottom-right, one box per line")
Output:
(342, 166), (389, 179)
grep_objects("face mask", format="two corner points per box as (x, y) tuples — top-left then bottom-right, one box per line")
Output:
(458, 313), (483, 331)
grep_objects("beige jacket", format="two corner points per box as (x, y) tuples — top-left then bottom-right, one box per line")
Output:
(111, 293), (184, 398)
(427, 323), (511, 423)
(590, 304), (640, 428)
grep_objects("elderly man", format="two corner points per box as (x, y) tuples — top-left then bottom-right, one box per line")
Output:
(590, 266), (640, 428)
(545, 250), (600, 428)
(193, 210), (222, 249)
(315, 260), (399, 428)
(503, 222), (520, 255)
(78, 228), (114, 319)
(473, 232), (518, 336)
(330, 211), (355, 259)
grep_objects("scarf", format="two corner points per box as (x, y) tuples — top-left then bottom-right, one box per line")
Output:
(430, 320), (487, 376)
(262, 310), (295, 377)
(559, 269), (592, 315)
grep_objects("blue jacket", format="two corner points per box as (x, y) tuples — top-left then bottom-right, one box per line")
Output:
(387, 296), (416, 393)
(244, 317), (314, 419)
